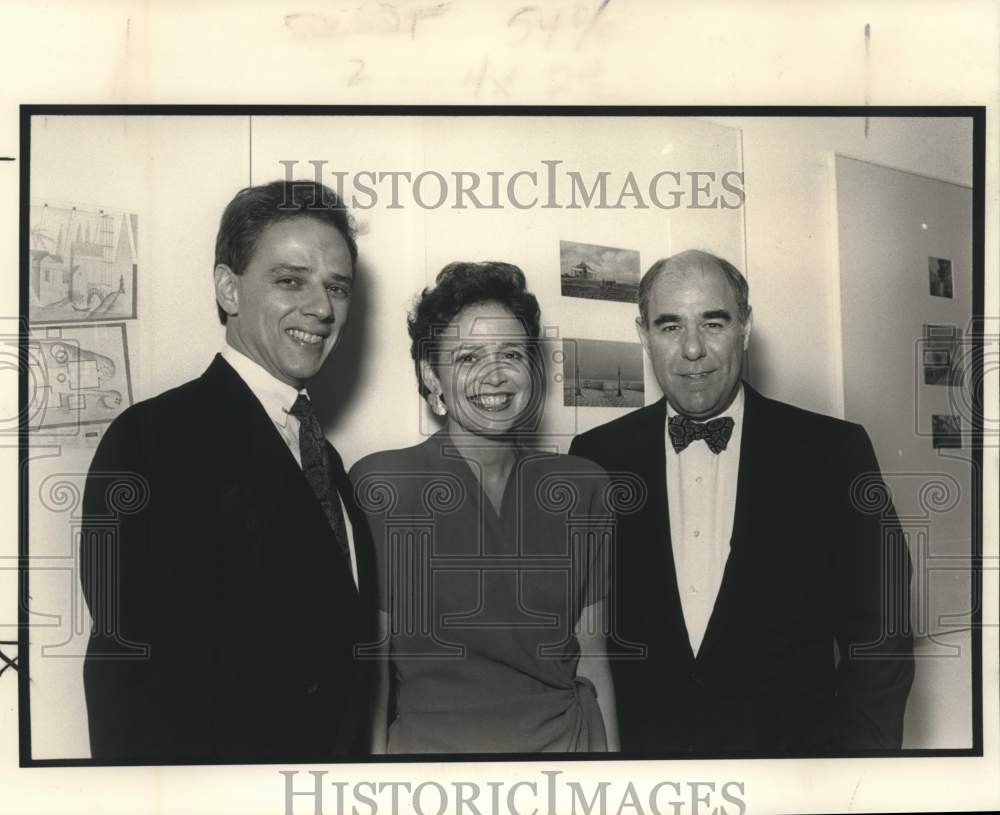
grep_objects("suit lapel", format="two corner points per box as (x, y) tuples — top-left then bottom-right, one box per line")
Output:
(630, 399), (696, 665)
(729, 383), (769, 554)
(324, 444), (375, 754)
(696, 382), (770, 662)
(201, 355), (359, 593)
(327, 444), (372, 602)
(197, 355), (286, 524)
(203, 356), (301, 544)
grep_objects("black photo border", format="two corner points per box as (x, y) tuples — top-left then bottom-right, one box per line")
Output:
(17, 104), (987, 767)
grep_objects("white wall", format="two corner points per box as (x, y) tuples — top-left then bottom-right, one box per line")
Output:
(837, 155), (974, 748)
(707, 116), (974, 417)
(249, 115), (745, 465)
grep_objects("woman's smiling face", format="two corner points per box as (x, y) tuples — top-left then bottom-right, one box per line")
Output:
(423, 301), (536, 438)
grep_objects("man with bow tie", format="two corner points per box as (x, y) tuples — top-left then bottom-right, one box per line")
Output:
(569, 250), (914, 755)
(80, 180), (376, 763)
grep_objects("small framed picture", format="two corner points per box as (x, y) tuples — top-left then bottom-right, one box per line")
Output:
(928, 256), (953, 299)
(923, 324), (964, 386)
(26, 322), (134, 430)
(29, 201), (139, 324)
(562, 337), (644, 409)
(559, 240), (641, 304)
(931, 414), (962, 449)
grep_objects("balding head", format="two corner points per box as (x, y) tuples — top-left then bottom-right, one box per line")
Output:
(635, 249), (752, 419)
(638, 250), (750, 328)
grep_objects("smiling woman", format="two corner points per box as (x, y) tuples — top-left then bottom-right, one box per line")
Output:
(350, 261), (621, 755)
(404, 261), (551, 449)
(422, 299), (535, 437)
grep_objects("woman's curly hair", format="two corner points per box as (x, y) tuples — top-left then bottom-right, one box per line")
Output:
(408, 261), (541, 399)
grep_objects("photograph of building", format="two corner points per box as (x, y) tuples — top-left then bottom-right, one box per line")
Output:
(559, 240), (640, 303)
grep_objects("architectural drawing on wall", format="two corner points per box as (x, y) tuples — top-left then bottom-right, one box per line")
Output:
(559, 240), (640, 303)
(932, 414), (962, 449)
(561, 337), (644, 408)
(922, 323), (965, 386)
(928, 256), (954, 299)
(29, 202), (138, 324)
(27, 323), (133, 430)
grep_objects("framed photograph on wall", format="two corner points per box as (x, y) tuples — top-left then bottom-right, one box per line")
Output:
(928, 256), (954, 299)
(923, 323), (965, 386)
(559, 240), (640, 304)
(561, 337), (644, 408)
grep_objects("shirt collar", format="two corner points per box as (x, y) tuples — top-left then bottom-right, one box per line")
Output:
(665, 383), (746, 425)
(221, 343), (304, 428)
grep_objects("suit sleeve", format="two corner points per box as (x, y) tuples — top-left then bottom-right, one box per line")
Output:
(568, 433), (593, 463)
(80, 410), (155, 758)
(832, 424), (915, 750)
(80, 409), (210, 761)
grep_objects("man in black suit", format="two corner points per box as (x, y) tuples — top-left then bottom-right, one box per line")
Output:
(570, 250), (913, 755)
(80, 180), (376, 763)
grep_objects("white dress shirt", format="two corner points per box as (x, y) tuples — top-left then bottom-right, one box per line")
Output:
(221, 344), (359, 588)
(664, 386), (745, 656)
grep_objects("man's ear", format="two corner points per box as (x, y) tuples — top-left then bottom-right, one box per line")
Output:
(635, 316), (650, 354)
(419, 360), (441, 400)
(742, 310), (753, 351)
(214, 264), (240, 319)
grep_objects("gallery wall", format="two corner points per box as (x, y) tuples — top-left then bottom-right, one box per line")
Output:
(249, 115), (746, 465)
(24, 114), (976, 757)
(706, 115), (974, 417)
(837, 156), (974, 748)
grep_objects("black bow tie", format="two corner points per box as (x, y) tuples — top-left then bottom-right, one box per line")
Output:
(668, 414), (735, 454)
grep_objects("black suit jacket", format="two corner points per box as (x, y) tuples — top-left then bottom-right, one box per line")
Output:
(80, 355), (377, 763)
(569, 383), (914, 755)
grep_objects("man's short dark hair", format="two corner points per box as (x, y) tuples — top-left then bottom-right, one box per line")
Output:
(407, 261), (542, 399)
(214, 180), (357, 324)
(638, 249), (751, 327)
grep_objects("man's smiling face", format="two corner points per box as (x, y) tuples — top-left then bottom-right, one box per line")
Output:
(216, 216), (354, 389)
(637, 260), (751, 419)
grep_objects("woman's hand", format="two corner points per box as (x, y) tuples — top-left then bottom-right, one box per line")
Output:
(576, 599), (621, 752)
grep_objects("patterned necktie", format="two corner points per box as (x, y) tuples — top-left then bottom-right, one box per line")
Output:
(289, 394), (351, 563)
(668, 414), (735, 455)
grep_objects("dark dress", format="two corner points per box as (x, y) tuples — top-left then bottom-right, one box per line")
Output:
(350, 432), (612, 753)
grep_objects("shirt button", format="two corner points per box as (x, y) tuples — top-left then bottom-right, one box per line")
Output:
(695, 476), (703, 484)
(693, 530), (701, 538)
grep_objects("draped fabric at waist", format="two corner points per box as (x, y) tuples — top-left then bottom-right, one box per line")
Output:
(387, 675), (606, 754)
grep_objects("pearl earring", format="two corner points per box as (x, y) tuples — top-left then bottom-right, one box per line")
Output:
(432, 392), (447, 416)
